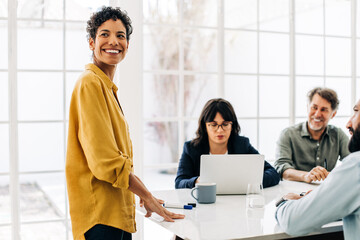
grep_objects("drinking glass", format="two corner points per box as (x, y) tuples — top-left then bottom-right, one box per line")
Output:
(246, 183), (264, 208)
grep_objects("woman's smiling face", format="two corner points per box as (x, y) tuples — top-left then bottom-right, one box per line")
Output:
(89, 19), (129, 68)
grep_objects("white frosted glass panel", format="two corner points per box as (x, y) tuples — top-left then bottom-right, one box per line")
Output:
(18, 0), (63, 19)
(18, 72), (63, 121)
(330, 117), (351, 138)
(66, 0), (106, 21)
(259, 119), (289, 161)
(259, 33), (289, 74)
(0, 174), (9, 187)
(259, 0), (289, 32)
(183, 0), (217, 27)
(20, 173), (66, 222)
(0, 124), (9, 173)
(225, 0), (257, 29)
(66, 23), (90, 70)
(225, 31), (257, 73)
(295, 0), (323, 35)
(18, 22), (63, 70)
(0, 0), (7, 17)
(358, 3), (360, 37)
(143, 0), (179, 24)
(325, 0), (351, 36)
(0, 226), (10, 238)
(184, 28), (217, 71)
(19, 123), (64, 172)
(259, 76), (289, 117)
(21, 222), (66, 240)
(0, 73), (8, 121)
(326, 78), (351, 116)
(65, 123), (69, 151)
(143, 74), (178, 118)
(357, 40), (360, 74)
(143, 26), (179, 70)
(185, 120), (198, 142)
(0, 21), (7, 69)
(295, 117), (307, 125)
(295, 35), (324, 75)
(184, 75), (217, 117)
(225, 75), (257, 118)
(325, 37), (351, 76)
(295, 77), (324, 117)
(144, 121), (178, 165)
(0, 176), (10, 225)
(66, 73), (81, 120)
(238, 119), (257, 150)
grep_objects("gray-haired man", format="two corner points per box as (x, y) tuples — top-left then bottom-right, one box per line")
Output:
(276, 99), (360, 240)
(275, 87), (350, 183)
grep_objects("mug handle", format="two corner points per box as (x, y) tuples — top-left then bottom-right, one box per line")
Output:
(191, 187), (198, 201)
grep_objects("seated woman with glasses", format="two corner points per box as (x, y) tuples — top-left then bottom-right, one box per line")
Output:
(175, 98), (280, 189)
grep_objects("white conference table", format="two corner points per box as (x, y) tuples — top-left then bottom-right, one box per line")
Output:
(136, 180), (343, 240)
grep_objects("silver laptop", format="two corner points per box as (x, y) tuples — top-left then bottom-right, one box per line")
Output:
(199, 154), (264, 195)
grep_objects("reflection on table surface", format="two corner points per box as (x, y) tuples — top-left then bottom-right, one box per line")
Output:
(136, 180), (343, 240)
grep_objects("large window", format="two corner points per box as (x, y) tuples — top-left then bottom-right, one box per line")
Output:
(142, 0), (359, 191)
(3, 0), (108, 239)
(3, 0), (360, 239)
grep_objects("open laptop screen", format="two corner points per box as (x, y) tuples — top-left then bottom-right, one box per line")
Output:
(200, 154), (264, 195)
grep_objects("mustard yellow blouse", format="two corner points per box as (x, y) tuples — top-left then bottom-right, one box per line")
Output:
(66, 64), (136, 240)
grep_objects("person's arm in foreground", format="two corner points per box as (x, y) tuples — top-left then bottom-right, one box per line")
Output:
(276, 156), (360, 236)
(129, 172), (185, 222)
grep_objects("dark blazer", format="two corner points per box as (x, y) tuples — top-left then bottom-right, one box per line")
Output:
(175, 135), (280, 189)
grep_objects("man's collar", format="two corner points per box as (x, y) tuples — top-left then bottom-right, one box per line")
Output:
(300, 122), (310, 137)
(302, 121), (329, 138)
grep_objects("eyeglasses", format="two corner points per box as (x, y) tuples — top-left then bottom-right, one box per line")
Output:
(206, 121), (233, 131)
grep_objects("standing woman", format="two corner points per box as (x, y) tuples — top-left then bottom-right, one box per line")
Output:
(66, 7), (184, 240)
(175, 98), (280, 189)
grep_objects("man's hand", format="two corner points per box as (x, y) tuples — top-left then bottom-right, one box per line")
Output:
(284, 190), (312, 200)
(303, 166), (329, 183)
(142, 195), (185, 222)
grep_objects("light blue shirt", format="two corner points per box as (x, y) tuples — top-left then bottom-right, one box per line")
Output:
(276, 151), (360, 240)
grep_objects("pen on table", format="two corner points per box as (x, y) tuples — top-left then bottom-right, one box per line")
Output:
(162, 202), (193, 210)
(324, 158), (327, 170)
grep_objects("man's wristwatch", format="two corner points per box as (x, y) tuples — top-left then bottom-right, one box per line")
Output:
(275, 196), (288, 207)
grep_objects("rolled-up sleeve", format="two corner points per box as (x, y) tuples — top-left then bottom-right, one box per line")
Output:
(275, 129), (295, 178)
(77, 80), (132, 189)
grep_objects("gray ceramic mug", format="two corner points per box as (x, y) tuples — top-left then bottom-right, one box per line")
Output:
(191, 183), (216, 204)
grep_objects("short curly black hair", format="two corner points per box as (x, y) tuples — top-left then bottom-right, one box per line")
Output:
(86, 6), (133, 42)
